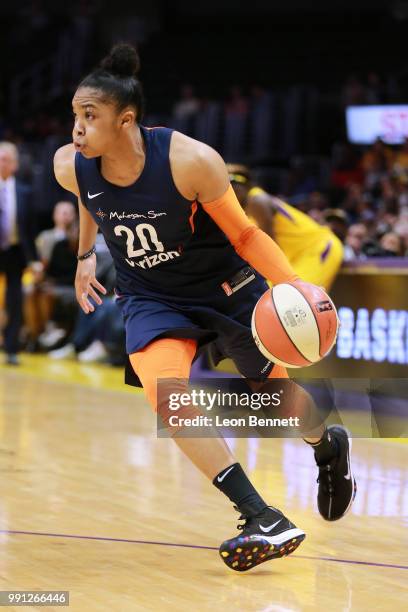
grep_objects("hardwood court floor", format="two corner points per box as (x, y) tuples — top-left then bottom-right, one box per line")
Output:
(0, 355), (407, 611)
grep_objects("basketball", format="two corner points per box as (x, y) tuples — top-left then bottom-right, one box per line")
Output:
(251, 281), (339, 368)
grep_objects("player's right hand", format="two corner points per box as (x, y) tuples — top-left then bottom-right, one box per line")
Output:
(75, 253), (107, 314)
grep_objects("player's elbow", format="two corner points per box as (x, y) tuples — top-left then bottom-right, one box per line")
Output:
(53, 144), (77, 194)
(53, 148), (61, 170)
(53, 147), (66, 182)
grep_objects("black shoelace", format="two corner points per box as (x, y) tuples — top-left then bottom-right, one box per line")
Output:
(317, 464), (335, 496)
(234, 505), (281, 531)
(237, 514), (250, 531)
(232, 506), (251, 531)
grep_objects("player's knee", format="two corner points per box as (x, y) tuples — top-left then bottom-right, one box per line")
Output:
(128, 370), (187, 415)
(131, 365), (200, 434)
(139, 374), (160, 412)
(130, 370), (189, 415)
(129, 337), (197, 414)
(156, 377), (204, 436)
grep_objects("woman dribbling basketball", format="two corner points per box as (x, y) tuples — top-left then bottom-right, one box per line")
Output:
(54, 43), (356, 571)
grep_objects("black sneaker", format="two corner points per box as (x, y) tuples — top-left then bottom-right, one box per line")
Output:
(317, 425), (357, 521)
(219, 506), (305, 572)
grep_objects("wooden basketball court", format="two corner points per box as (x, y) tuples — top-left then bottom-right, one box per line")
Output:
(0, 355), (406, 611)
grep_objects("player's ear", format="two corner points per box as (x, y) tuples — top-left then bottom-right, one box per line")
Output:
(120, 109), (136, 129)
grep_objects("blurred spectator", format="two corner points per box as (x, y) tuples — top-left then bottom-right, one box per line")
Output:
(331, 142), (364, 189)
(0, 142), (41, 365)
(361, 138), (394, 190)
(48, 239), (125, 365)
(36, 201), (77, 264)
(379, 175), (398, 201)
(49, 295), (125, 365)
(36, 221), (79, 349)
(308, 208), (324, 224)
(395, 176), (408, 210)
(394, 213), (408, 253)
(344, 223), (368, 261)
(379, 231), (405, 256)
(307, 191), (328, 211)
(46, 221), (78, 286)
(24, 200), (77, 349)
(341, 183), (369, 223)
(393, 138), (408, 172)
(322, 208), (350, 244)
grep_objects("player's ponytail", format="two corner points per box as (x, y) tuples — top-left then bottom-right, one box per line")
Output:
(78, 43), (144, 121)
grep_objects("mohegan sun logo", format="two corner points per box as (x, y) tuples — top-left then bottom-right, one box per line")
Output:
(96, 208), (107, 220)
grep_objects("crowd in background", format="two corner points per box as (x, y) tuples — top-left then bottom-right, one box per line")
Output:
(0, 191), (125, 365)
(1, 131), (407, 366)
(286, 137), (408, 259)
(169, 79), (408, 259)
(1, 1), (408, 364)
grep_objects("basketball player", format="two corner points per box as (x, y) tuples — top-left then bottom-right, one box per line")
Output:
(54, 44), (356, 571)
(228, 165), (343, 290)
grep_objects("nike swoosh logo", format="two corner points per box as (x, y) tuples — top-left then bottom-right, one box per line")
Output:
(259, 518), (282, 533)
(217, 465), (235, 483)
(88, 191), (104, 199)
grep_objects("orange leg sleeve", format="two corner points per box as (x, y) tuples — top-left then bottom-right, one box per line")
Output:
(131, 338), (236, 477)
(129, 337), (198, 413)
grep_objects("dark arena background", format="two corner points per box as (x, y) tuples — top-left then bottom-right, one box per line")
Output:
(0, 1), (407, 610)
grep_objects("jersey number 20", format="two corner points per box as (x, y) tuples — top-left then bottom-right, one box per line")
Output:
(114, 223), (164, 258)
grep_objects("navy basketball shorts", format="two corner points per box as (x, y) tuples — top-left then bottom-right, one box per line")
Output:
(115, 267), (275, 387)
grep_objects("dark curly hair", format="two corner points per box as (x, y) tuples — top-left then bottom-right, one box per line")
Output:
(78, 43), (144, 121)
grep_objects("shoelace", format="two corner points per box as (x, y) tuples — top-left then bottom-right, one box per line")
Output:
(317, 464), (335, 496)
(232, 504), (260, 532)
(234, 505), (282, 531)
(237, 514), (249, 531)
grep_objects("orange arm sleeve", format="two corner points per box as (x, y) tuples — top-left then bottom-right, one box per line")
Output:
(202, 184), (298, 284)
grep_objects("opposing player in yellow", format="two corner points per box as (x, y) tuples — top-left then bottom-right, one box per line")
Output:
(228, 165), (343, 290)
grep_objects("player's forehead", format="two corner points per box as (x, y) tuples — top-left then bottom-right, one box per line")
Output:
(72, 87), (107, 110)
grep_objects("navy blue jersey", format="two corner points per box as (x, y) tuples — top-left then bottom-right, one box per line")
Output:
(74, 126), (276, 383)
(75, 126), (246, 299)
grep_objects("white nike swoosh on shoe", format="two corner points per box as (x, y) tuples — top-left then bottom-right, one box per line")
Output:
(259, 518), (282, 533)
(88, 191), (104, 199)
(217, 465), (235, 482)
(259, 527), (305, 546)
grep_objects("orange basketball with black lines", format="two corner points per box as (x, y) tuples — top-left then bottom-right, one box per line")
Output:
(251, 281), (339, 368)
